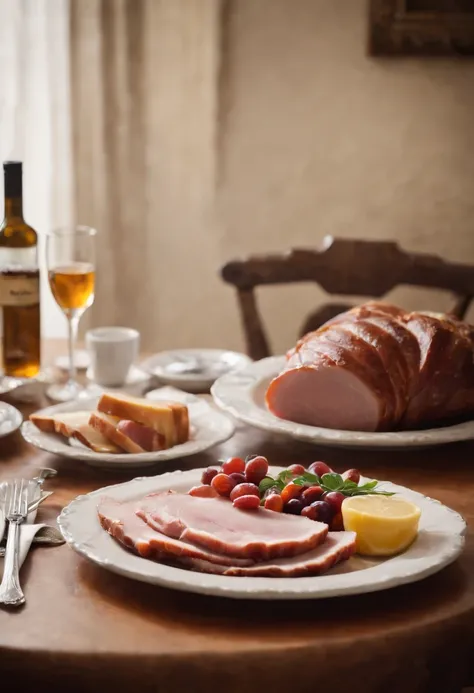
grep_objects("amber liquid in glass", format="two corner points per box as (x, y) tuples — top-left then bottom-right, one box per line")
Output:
(48, 262), (95, 314)
(0, 162), (41, 378)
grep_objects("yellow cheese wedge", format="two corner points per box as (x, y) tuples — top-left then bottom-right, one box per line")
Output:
(97, 393), (189, 448)
(341, 495), (421, 557)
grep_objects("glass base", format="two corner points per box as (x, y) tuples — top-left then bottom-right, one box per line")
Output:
(46, 381), (96, 403)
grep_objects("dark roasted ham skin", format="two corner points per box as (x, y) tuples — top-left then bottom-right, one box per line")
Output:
(268, 302), (474, 431)
(402, 313), (474, 428)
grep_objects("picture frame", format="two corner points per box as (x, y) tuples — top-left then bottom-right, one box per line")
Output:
(369, 0), (474, 56)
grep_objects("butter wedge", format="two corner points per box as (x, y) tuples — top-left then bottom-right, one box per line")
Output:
(341, 495), (421, 557)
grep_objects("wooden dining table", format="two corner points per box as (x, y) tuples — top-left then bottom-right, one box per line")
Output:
(1, 347), (474, 693)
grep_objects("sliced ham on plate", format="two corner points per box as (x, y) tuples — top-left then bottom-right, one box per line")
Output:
(136, 491), (328, 561)
(97, 496), (355, 578)
(98, 498), (254, 567)
(180, 531), (356, 577)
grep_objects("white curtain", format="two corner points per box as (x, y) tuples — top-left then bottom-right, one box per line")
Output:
(0, 0), (72, 338)
(70, 0), (223, 349)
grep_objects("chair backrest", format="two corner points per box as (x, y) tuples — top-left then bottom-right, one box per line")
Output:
(221, 236), (474, 360)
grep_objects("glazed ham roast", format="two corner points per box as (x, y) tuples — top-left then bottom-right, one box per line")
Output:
(98, 493), (356, 577)
(266, 302), (474, 432)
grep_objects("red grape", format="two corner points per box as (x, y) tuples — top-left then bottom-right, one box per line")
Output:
(281, 482), (303, 504)
(264, 494), (283, 512)
(309, 500), (333, 524)
(308, 461), (332, 477)
(342, 468), (360, 484)
(189, 484), (218, 498)
(245, 456), (269, 485)
(330, 512), (344, 531)
(322, 491), (345, 514)
(288, 464), (305, 475)
(301, 504), (318, 520)
(201, 467), (218, 485)
(230, 483), (260, 502)
(284, 498), (304, 515)
(229, 472), (246, 485)
(211, 473), (236, 497)
(301, 485), (324, 505)
(222, 456), (246, 475)
(233, 494), (260, 510)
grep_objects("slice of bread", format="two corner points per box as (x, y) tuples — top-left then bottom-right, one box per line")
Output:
(89, 412), (165, 454)
(30, 411), (121, 454)
(96, 393), (189, 448)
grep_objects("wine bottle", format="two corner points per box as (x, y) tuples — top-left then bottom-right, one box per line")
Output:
(0, 161), (40, 377)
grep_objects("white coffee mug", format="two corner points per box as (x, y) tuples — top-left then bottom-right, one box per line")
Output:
(86, 327), (140, 387)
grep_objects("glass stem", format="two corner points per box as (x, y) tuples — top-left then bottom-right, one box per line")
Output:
(67, 314), (79, 386)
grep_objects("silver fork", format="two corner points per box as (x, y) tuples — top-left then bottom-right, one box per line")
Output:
(0, 479), (28, 606)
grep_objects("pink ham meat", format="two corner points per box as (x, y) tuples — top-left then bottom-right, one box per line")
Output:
(266, 360), (384, 432)
(136, 491), (328, 561)
(178, 532), (356, 577)
(117, 420), (164, 452)
(97, 497), (254, 567)
(97, 496), (355, 577)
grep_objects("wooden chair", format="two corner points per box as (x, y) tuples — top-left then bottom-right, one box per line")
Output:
(220, 236), (474, 360)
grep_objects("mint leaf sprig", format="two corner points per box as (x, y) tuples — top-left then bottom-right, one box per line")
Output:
(259, 470), (394, 498)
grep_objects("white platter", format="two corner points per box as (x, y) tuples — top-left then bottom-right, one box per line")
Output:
(0, 402), (23, 437)
(21, 388), (235, 470)
(140, 348), (252, 393)
(211, 356), (474, 449)
(58, 467), (466, 600)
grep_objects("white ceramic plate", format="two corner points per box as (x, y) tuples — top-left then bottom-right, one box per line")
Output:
(211, 356), (474, 449)
(58, 467), (466, 600)
(0, 402), (23, 437)
(141, 349), (252, 392)
(21, 390), (235, 469)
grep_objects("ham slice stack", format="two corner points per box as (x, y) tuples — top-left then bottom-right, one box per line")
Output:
(266, 302), (474, 432)
(98, 492), (356, 577)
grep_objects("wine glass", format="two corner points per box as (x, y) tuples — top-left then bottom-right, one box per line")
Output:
(46, 225), (96, 401)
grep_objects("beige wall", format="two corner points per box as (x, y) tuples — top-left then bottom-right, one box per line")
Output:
(74, 0), (474, 355)
(217, 0), (474, 355)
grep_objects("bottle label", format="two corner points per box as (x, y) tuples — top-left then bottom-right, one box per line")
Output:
(0, 274), (39, 306)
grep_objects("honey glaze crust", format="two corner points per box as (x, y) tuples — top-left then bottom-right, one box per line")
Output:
(270, 303), (474, 432)
(316, 325), (398, 425)
(402, 314), (474, 427)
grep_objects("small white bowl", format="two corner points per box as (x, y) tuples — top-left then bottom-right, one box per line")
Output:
(140, 348), (252, 393)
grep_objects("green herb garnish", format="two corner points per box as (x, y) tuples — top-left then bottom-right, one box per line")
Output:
(259, 470), (393, 498)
